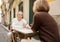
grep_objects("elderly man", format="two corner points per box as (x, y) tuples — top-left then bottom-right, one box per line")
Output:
(12, 11), (30, 29)
(11, 11), (31, 41)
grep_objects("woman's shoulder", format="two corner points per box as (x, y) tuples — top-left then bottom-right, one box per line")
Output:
(34, 12), (42, 17)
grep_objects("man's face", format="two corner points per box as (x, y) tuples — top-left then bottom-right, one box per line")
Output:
(17, 12), (23, 20)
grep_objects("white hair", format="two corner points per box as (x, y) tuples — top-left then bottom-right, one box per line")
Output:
(17, 11), (23, 15)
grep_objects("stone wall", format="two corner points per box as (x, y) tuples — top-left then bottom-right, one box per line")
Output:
(52, 15), (60, 35)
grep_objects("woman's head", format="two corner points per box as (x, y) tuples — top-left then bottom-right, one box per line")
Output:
(33, 0), (50, 13)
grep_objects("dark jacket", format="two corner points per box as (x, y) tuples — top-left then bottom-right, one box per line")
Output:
(31, 12), (59, 42)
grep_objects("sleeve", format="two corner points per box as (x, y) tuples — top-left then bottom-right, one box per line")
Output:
(23, 19), (31, 28)
(31, 14), (40, 32)
(23, 19), (27, 24)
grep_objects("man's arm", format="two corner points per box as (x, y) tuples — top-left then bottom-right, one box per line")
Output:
(23, 19), (31, 29)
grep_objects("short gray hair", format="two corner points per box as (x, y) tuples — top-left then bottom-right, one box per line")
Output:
(17, 11), (23, 15)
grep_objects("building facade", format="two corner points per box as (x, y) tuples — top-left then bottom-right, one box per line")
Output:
(1, 0), (60, 29)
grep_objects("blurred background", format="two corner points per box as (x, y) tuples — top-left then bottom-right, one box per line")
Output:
(0, 0), (60, 42)
(0, 0), (60, 38)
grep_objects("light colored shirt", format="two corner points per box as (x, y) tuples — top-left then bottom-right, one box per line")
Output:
(12, 18), (27, 29)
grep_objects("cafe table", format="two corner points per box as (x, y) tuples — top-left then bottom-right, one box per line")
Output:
(12, 28), (36, 40)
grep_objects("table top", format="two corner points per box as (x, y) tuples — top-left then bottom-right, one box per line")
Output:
(12, 28), (33, 34)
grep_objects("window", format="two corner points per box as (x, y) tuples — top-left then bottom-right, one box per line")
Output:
(18, 2), (23, 12)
